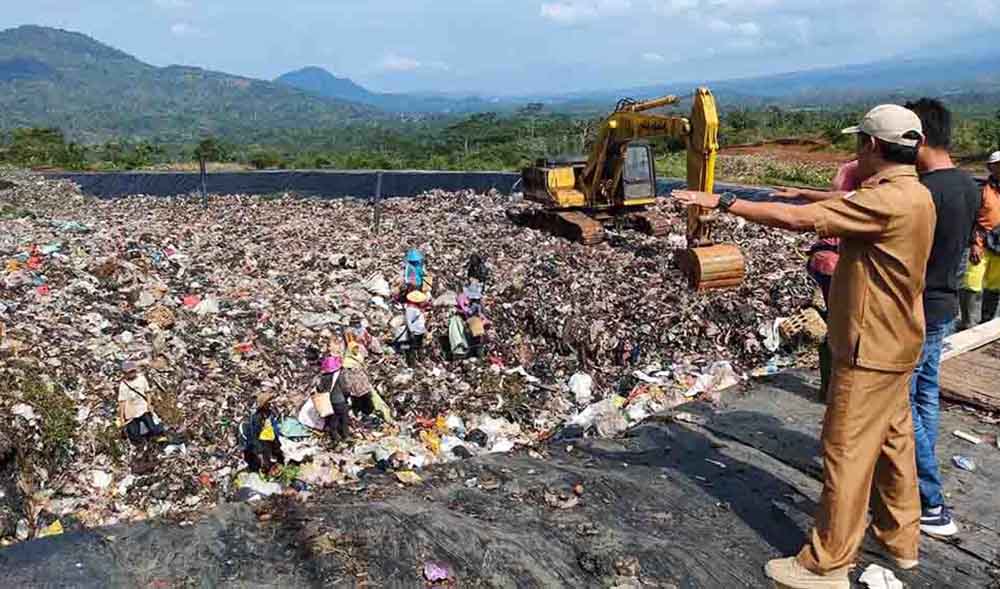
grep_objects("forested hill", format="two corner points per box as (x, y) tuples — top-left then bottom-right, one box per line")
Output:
(0, 26), (378, 142)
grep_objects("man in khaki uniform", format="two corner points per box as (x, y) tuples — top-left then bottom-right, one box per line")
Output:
(675, 104), (935, 588)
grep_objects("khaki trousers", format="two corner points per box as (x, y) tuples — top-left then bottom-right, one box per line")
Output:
(797, 362), (921, 573)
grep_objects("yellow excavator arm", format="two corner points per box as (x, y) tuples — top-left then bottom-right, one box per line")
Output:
(579, 89), (723, 249)
(516, 87), (746, 290)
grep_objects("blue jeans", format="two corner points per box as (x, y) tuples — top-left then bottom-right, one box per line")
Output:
(910, 318), (955, 510)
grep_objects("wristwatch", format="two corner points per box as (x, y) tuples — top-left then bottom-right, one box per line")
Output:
(717, 191), (737, 211)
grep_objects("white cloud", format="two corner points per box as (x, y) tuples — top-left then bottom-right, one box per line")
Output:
(170, 22), (201, 37)
(649, 0), (699, 14)
(704, 17), (760, 36)
(735, 22), (761, 36)
(154, 0), (192, 8)
(540, 0), (632, 25)
(641, 52), (666, 63)
(377, 53), (449, 72)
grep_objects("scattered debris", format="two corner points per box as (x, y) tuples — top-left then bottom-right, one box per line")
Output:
(859, 563), (903, 589)
(423, 560), (456, 586)
(684, 361), (740, 399)
(395, 471), (423, 485)
(953, 455), (977, 472)
(953, 430), (983, 445)
(544, 490), (581, 509)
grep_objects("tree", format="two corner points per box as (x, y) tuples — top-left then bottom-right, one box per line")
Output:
(975, 110), (1000, 152)
(8, 128), (88, 169)
(193, 137), (224, 163)
(193, 137), (224, 206)
(446, 113), (500, 157)
(518, 103), (545, 139)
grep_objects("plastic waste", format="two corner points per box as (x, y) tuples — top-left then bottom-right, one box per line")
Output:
(280, 438), (320, 463)
(11, 403), (38, 422)
(395, 471), (423, 485)
(235, 472), (282, 500)
(278, 418), (313, 439)
(684, 361), (740, 398)
(952, 455), (976, 472)
(36, 520), (64, 539)
(759, 318), (785, 353)
(362, 273), (391, 298)
(569, 372), (594, 405)
(194, 297), (219, 315)
(859, 563), (903, 589)
(91, 470), (112, 490)
(423, 561), (455, 583)
(569, 396), (628, 437)
(297, 398), (327, 431)
(300, 311), (339, 328)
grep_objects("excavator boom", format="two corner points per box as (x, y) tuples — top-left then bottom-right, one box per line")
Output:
(515, 87), (746, 290)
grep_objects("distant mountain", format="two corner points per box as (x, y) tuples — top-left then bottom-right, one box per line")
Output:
(275, 67), (376, 104)
(0, 26), (378, 142)
(275, 66), (505, 114)
(545, 43), (1000, 110)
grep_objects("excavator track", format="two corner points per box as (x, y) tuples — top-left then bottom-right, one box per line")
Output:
(507, 207), (605, 245)
(624, 211), (672, 237)
(554, 211), (605, 244)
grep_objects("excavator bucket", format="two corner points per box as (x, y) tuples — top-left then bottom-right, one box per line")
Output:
(681, 88), (747, 290)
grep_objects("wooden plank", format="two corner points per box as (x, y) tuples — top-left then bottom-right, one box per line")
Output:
(940, 343), (1000, 411)
(941, 317), (1000, 362)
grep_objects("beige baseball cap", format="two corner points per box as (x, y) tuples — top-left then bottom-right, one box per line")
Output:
(987, 151), (1000, 165)
(842, 104), (924, 147)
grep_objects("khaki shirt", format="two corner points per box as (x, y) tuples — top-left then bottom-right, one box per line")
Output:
(804, 165), (936, 372)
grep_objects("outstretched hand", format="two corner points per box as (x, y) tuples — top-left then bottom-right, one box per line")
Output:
(771, 187), (801, 199)
(671, 190), (719, 209)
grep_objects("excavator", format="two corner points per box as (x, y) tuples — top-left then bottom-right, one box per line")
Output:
(512, 87), (746, 290)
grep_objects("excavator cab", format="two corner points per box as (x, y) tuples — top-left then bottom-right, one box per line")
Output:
(621, 142), (656, 204)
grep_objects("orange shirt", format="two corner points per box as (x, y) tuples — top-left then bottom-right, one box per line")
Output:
(975, 179), (1000, 248)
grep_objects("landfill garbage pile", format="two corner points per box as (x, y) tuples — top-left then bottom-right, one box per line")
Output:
(0, 172), (815, 545)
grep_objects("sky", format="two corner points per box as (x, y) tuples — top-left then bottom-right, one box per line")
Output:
(2, 0), (999, 95)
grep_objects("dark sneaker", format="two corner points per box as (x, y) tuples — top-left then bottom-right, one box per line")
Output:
(921, 506), (958, 537)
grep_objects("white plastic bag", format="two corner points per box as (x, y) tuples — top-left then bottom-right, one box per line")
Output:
(568, 372), (594, 405)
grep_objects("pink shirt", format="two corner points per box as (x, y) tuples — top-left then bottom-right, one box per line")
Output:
(809, 160), (861, 276)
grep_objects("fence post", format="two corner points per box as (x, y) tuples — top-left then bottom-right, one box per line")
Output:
(199, 157), (208, 208)
(372, 170), (383, 235)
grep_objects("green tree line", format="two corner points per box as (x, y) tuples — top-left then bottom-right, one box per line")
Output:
(5, 104), (1000, 172)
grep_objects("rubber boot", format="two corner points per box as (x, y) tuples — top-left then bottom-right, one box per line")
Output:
(982, 290), (1000, 324)
(959, 289), (982, 331)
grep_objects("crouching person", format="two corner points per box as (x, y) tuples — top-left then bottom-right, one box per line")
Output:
(342, 331), (377, 422)
(241, 391), (284, 475)
(315, 356), (351, 444)
(461, 283), (487, 358)
(117, 360), (166, 444)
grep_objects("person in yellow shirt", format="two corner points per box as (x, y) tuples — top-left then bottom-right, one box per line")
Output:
(961, 151), (1000, 325)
